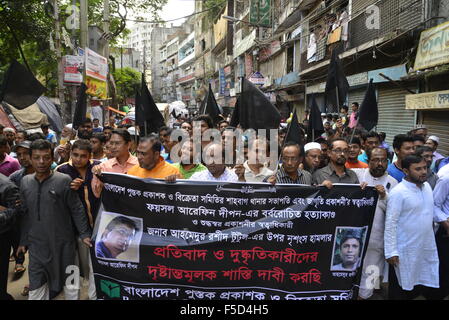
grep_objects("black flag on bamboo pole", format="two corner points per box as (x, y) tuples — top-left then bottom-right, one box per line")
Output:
(285, 110), (304, 145)
(200, 83), (223, 125)
(325, 49), (349, 113)
(307, 94), (324, 141)
(230, 78), (281, 130)
(358, 78), (378, 131)
(140, 74), (164, 134)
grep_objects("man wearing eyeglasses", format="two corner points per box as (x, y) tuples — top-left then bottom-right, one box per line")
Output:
(351, 147), (398, 299)
(312, 138), (359, 185)
(265, 141), (312, 185)
(96, 216), (138, 260)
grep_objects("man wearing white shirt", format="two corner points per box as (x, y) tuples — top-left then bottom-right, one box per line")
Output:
(430, 175), (449, 299)
(385, 155), (440, 300)
(234, 138), (273, 183)
(352, 147), (398, 300)
(437, 162), (449, 178)
(190, 143), (238, 182)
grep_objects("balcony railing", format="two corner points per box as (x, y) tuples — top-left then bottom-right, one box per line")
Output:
(300, 0), (425, 72)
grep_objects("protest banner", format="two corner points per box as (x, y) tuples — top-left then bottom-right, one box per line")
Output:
(91, 173), (378, 300)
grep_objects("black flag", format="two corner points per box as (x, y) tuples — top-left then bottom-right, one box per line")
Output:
(308, 94), (324, 141)
(0, 60), (46, 109)
(140, 74), (164, 134)
(358, 79), (378, 131)
(325, 49), (349, 113)
(230, 78), (281, 130)
(72, 83), (87, 130)
(285, 110), (304, 145)
(200, 83), (223, 125)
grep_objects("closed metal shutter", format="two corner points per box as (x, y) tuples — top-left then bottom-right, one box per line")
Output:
(376, 85), (417, 145)
(348, 87), (367, 110)
(422, 110), (449, 157)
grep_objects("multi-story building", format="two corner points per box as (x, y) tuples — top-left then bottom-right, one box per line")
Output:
(149, 25), (182, 101)
(110, 47), (140, 71)
(128, 22), (154, 80)
(176, 29), (196, 110)
(172, 0), (449, 154)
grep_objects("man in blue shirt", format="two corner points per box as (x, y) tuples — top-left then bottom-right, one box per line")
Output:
(387, 134), (415, 182)
(358, 131), (381, 164)
(41, 124), (57, 148)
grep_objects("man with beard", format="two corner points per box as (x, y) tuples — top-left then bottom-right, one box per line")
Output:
(351, 147), (398, 299)
(3, 128), (16, 149)
(127, 134), (180, 179)
(77, 118), (94, 140)
(385, 155), (439, 300)
(415, 145), (438, 189)
(312, 138), (359, 185)
(315, 138), (330, 169)
(102, 126), (114, 142)
(302, 142), (321, 175)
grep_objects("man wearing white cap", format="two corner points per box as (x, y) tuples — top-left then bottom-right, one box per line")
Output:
(321, 113), (327, 126)
(302, 142), (321, 175)
(426, 135), (444, 165)
(3, 127), (16, 149)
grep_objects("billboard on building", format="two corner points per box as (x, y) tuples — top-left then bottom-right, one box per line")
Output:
(250, 0), (271, 27)
(414, 20), (449, 71)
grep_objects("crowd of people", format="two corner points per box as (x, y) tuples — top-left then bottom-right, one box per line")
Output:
(1, 100), (449, 300)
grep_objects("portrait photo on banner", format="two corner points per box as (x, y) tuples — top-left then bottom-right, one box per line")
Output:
(330, 226), (368, 272)
(94, 211), (143, 263)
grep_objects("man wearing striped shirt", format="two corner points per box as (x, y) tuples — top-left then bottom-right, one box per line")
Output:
(265, 141), (312, 185)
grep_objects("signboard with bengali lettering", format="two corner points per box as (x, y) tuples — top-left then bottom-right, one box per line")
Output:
(414, 20), (449, 70)
(406, 89), (449, 110)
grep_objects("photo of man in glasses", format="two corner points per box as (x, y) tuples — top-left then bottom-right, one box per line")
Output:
(96, 215), (140, 261)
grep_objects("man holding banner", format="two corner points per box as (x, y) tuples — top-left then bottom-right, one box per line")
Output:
(352, 147), (398, 299)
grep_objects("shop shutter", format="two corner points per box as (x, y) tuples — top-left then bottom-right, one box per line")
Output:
(422, 110), (449, 157)
(376, 85), (416, 145)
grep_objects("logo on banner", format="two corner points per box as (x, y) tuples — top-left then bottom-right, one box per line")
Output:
(100, 280), (121, 298)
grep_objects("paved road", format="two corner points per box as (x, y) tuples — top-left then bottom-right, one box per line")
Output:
(7, 253), (89, 300)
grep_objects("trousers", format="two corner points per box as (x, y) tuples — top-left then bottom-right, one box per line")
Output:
(75, 237), (96, 300)
(29, 283), (79, 300)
